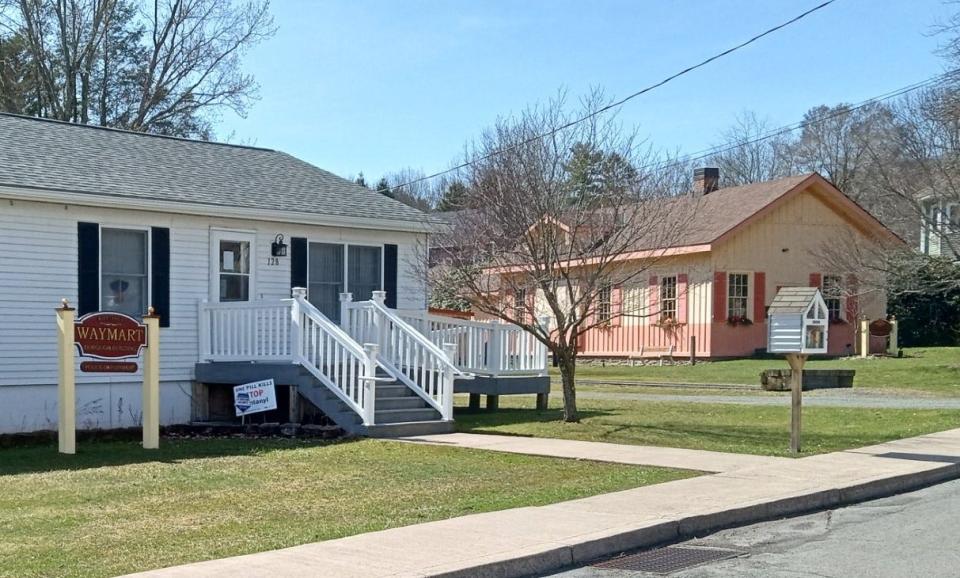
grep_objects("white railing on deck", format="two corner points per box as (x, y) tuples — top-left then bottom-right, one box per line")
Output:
(198, 300), (294, 361)
(395, 310), (549, 377)
(342, 291), (463, 420)
(291, 289), (381, 425)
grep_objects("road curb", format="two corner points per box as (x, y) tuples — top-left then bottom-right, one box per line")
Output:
(432, 462), (960, 577)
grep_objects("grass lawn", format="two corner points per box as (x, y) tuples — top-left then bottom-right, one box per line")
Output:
(0, 438), (693, 578)
(562, 347), (960, 397)
(455, 395), (960, 456)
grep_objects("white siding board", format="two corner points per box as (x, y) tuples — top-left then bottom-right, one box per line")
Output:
(0, 195), (428, 433)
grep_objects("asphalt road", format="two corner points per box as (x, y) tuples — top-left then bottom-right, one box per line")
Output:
(549, 477), (960, 578)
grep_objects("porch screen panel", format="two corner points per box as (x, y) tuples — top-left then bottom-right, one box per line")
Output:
(348, 245), (382, 303)
(308, 242), (344, 322)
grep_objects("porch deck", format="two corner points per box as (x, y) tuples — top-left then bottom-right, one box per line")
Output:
(194, 291), (549, 434)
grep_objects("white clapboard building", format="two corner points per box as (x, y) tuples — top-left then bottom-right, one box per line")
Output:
(0, 114), (547, 437)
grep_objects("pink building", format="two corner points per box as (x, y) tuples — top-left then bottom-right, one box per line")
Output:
(540, 172), (902, 359)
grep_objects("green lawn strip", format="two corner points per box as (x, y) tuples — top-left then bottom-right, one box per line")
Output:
(455, 395), (960, 457)
(560, 347), (960, 397)
(0, 438), (694, 578)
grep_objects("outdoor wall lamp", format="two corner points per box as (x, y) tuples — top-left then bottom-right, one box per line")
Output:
(271, 234), (288, 257)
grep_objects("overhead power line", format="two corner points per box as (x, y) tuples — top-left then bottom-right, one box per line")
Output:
(374, 0), (839, 195)
(639, 69), (958, 174)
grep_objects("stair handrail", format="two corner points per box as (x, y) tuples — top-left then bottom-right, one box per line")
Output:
(342, 292), (471, 421)
(367, 297), (471, 379)
(291, 289), (380, 426)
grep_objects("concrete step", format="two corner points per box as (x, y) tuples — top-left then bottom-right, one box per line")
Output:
(376, 396), (428, 410)
(365, 420), (455, 438)
(374, 408), (441, 424)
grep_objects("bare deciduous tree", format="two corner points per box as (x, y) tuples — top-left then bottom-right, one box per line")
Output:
(708, 111), (794, 186)
(0, 0), (274, 137)
(425, 93), (696, 422)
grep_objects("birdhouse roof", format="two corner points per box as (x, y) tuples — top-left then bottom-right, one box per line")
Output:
(767, 287), (820, 314)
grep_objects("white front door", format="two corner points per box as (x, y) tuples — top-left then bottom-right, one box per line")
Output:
(210, 230), (256, 302)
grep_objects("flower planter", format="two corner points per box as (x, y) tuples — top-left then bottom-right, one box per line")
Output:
(760, 369), (855, 391)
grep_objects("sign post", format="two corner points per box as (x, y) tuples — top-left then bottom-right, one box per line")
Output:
(142, 308), (160, 449)
(785, 353), (807, 454)
(56, 300), (76, 455)
(58, 303), (158, 453)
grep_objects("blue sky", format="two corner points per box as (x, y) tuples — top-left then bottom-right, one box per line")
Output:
(219, 0), (956, 182)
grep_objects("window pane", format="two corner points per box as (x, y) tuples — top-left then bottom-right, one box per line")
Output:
(101, 229), (148, 317)
(220, 274), (249, 302)
(348, 245), (382, 302)
(102, 229), (146, 275)
(308, 243), (345, 321)
(219, 240), (250, 274)
(102, 275), (147, 317)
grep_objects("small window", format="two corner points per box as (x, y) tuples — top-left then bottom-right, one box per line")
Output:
(660, 276), (677, 321)
(822, 275), (843, 321)
(514, 288), (527, 323)
(948, 204), (960, 232)
(596, 284), (612, 324)
(348, 245), (382, 302)
(218, 239), (251, 302)
(727, 273), (749, 320)
(101, 228), (148, 317)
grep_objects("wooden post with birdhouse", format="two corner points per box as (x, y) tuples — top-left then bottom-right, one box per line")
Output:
(767, 287), (829, 454)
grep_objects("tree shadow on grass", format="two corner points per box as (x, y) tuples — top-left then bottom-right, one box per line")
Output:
(453, 406), (614, 433)
(0, 435), (365, 477)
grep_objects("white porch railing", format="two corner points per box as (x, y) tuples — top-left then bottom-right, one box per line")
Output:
(291, 289), (382, 426)
(198, 299), (294, 361)
(342, 291), (464, 421)
(395, 309), (549, 377)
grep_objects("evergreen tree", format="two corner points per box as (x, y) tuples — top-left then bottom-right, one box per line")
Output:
(437, 180), (468, 211)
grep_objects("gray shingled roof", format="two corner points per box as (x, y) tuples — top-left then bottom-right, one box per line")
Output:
(0, 113), (428, 225)
(768, 287), (820, 314)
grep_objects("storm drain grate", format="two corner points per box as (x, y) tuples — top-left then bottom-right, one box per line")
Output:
(592, 545), (744, 574)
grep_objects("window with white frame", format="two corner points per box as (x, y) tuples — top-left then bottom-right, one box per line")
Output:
(514, 288), (527, 323)
(660, 276), (677, 321)
(217, 238), (251, 302)
(101, 228), (149, 317)
(596, 284), (612, 324)
(727, 273), (749, 320)
(822, 275), (843, 321)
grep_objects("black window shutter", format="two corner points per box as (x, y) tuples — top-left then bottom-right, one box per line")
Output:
(77, 222), (99, 315)
(291, 237), (308, 293)
(151, 227), (170, 327)
(384, 244), (398, 308)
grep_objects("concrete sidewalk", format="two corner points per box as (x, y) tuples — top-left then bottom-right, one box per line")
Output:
(123, 429), (960, 578)
(396, 432), (790, 473)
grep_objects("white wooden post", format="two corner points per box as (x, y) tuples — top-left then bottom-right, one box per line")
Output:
(538, 315), (551, 376)
(339, 292), (353, 330)
(489, 319), (503, 377)
(442, 342), (456, 421)
(56, 300), (76, 455)
(859, 315), (870, 359)
(197, 300), (209, 360)
(291, 288), (307, 362)
(142, 308), (160, 450)
(888, 315), (900, 357)
(362, 343), (379, 426)
(372, 290), (387, 349)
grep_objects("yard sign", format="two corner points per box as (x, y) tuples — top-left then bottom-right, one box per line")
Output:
(234, 379), (278, 417)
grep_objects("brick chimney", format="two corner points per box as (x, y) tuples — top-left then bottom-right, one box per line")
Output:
(693, 167), (720, 195)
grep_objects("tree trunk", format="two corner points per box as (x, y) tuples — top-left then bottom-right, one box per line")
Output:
(557, 348), (579, 422)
